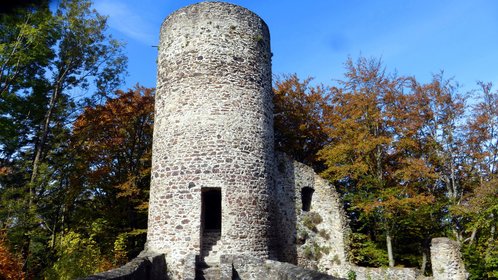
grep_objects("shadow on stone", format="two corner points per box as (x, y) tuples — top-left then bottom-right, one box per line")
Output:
(79, 252), (167, 280)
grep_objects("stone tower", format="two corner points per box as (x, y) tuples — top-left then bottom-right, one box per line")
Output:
(146, 2), (274, 278)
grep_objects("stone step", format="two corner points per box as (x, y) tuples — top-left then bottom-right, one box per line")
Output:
(195, 261), (220, 280)
(202, 231), (220, 246)
(201, 230), (222, 262)
(204, 240), (222, 252)
(197, 266), (220, 280)
(203, 239), (223, 265)
(203, 254), (219, 266)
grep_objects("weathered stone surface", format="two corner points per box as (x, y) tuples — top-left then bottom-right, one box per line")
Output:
(431, 238), (467, 280)
(85, 2), (469, 280)
(263, 260), (344, 280)
(147, 2), (274, 278)
(272, 152), (351, 277)
(220, 255), (344, 280)
(350, 265), (424, 280)
(79, 252), (166, 280)
(183, 254), (196, 280)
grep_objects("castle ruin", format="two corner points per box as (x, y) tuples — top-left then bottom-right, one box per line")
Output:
(85, 2), (468, 280)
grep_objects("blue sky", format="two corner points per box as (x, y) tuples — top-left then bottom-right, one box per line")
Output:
(94, 0), (498, 93)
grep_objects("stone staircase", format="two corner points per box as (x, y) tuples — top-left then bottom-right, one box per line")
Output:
(196, 230), (222, 280)
(196, 265), (221, 280)
(201, 229), (222, 265)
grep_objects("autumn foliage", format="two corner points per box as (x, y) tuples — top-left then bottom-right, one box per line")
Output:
(0, 232), (25, 280)
(274, 74), (329, 170)
(72, 86), (154, 207)
(274, 57), (498, 277)
(0, 4), (496, 275)
(68, 86), (154, 262)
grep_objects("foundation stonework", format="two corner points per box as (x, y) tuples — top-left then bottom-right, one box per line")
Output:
(87, 2), (468, 279)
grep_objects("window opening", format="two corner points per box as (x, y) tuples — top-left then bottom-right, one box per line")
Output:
(301, 187), (314, 212)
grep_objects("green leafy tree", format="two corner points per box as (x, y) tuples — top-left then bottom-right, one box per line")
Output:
(0, 0), (126, 276)
(454, 82), (498, 279)
(44, 231), (113, 280)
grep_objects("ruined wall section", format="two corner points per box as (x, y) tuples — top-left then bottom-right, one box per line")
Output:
(219, 255), (344, 280)
(431, 238), (467, 280)
(349, 266), (423, 280)
(273, 152), (350, 278)
(147, 2), (273, 278)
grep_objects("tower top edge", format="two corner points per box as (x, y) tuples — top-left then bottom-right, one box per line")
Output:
(161, 1), (269, 32)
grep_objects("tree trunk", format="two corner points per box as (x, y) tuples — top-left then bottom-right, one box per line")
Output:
(491, 213), (496, 241)
(421, 250), (428, 275)
(386, 231), (395, 267)
(30, 86), (59, 181)
(420, 237), (432, 275)
(469, 228), (477, 245)
(24, 83), (61, 274)
(29, 84), (61, 202)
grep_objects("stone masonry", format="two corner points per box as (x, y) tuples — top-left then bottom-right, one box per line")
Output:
(146, 2), (274, 279)
(87, 2), (468, 280)
(273, 152), (350, 278)
(431, 238), (468, 280)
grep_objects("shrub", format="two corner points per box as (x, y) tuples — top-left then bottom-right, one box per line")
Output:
(302, 212), (323, 232)
(44, 231), (114, 280)
(0, 232), (25, 280)
(318, 229), (330, 240)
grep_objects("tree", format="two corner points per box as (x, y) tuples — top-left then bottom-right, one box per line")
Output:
(0, 0), (50, 14)
(319, 57), (394, 267)
(0, 0), (55, 163)
(0, 230), (25, 280)
(407, 73), (467, 244)
(29, 0), (127, 195)
(0, 0), (126, 276)
(44, 231), (113, 280)
(318, 57), (436, 268)
(455, 82), (498, 279)
(68, 86), (154, 264)
(273, 74), (329, 170)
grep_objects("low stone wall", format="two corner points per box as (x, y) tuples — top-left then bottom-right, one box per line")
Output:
(220, 255), (345, 280)
(80, 252), (167, 280)
(350, 265), (425, 280)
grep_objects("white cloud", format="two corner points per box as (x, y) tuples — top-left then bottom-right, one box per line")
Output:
(94, 0), (157, 45)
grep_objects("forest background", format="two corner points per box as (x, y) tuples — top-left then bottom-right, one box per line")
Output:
(0, 1), (497, 279)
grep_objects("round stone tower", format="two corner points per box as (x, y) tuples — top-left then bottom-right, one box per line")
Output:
(146, 2), (274, 278)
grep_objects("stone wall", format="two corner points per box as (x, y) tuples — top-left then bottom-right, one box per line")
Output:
(273, 152), (350, 278)
(271, 153), (448, 280)
(88, 2), (471, 280)
(147, 2), (274, 278)
(80, 253), (166, 280)
(220, 255), (345, 280)
(431, 238), (467, 280)
(350, 265), (423, 280)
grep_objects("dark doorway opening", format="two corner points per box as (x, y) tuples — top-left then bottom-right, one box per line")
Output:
(202, 189), (222, 230)
(301, 187), (314, 212)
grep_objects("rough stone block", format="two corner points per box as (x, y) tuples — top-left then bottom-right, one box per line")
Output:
(431, 238), (467, 280)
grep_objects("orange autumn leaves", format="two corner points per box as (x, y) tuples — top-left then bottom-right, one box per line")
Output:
(0, 231), (25, 280)
(275, 58), (442, 219)
(274, 57), (476, 267)
(71, 86), (154, 208)
(273, 74), (329, 170)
